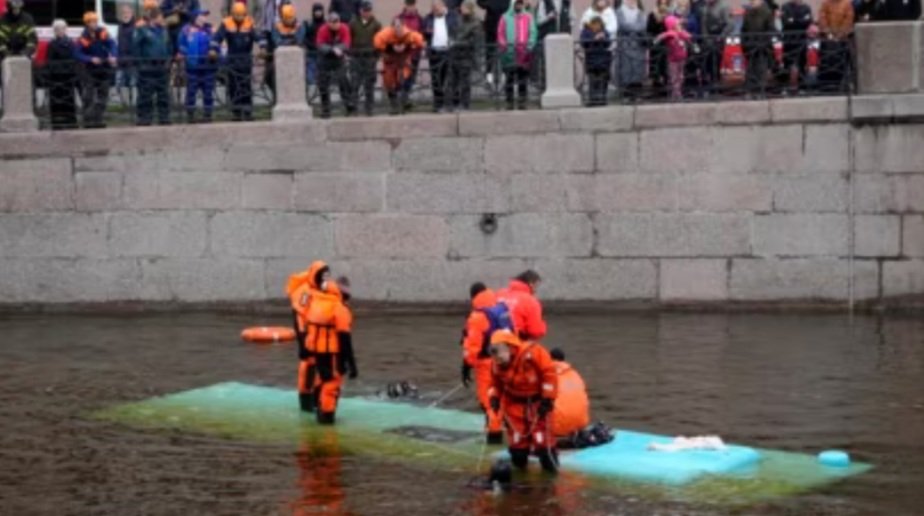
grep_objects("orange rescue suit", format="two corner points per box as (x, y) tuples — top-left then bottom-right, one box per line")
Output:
(497, 279), (547, 340)
(373, 26), (424, 92)
(287, 261), (330, 406)
(307, 282), (355, 423)
(462, 289), (503, 436)
(490, 334), (558, 452)
(551, 361), (590, 438)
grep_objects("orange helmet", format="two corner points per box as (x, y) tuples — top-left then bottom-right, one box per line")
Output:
(231, 1), (248, 18)
(280, 4), (297, 23)
(83, 11), (99, 24)
(142, 0), (158, 9)
(490, 329), (522, 348)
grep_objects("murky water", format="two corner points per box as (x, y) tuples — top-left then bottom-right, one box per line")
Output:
(1, 312), (922, 515)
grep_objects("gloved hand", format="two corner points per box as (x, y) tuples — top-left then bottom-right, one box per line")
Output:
(461, 363), (472, 388)
(490, 396), (500, 413)
(348, 360), (358, 379)
(537, 398), (554, 418)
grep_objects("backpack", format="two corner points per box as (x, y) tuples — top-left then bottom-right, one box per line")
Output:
(478, 302), (514, 357)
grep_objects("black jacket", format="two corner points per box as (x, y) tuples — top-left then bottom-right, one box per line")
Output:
(741, 4), (776, 54)
(423, 11), (461, 49)
(877, 0), (922, 20)
(329, 0), (359, 23)
(118, 18), (136, 62)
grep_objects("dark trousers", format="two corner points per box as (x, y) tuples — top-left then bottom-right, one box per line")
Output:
(353, 56), (378, 115)
(701, 41), (725, 93)
(226, 63), (253, 121)
(818, 40), (850, 92)
(782, 39), (808, 84)
(587, 68), (609, 106)
(137, 69), (170, 125)
(429, 49), (450, 110)
(49, 77), (78, 130)
(319, 63), (354, 117)
(185, 68), (216, 119)
(484, 16), (500, 75)
(81, 69), (111, 128)
(453, 62), (473, 109)
(745, 47), (770, 94)
(504, 66), (529, 109)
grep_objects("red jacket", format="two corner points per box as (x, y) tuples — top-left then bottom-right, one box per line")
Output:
(497, 279), (547, 340)
(315, 23), (351, 51)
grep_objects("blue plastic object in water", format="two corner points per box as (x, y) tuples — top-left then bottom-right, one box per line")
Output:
(818, 450), (851, 468)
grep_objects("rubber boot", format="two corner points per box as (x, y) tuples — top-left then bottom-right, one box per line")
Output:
(509, 449), (529, 470)
(299, 393), (315, 412)
(486, 432), (504, 445)
(537, 448), (558, 474)
(316, 411), (336, 425)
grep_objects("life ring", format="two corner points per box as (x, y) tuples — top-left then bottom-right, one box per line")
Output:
(241, 326), (296, 344)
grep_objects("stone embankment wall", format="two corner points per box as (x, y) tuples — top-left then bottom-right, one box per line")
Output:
(1, 98), (922, 306)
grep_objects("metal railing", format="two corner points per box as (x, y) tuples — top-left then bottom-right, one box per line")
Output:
(299, 44), (545, 118)
(573, 32), (854, 106)
(33, 54), (274, 130)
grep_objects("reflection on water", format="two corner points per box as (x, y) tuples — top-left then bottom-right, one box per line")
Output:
(0, 312), (922, 515)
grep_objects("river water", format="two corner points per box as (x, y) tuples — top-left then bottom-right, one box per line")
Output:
(1, 312), (922, 515)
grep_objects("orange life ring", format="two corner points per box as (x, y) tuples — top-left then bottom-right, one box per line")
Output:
(241, 326), (296, 344)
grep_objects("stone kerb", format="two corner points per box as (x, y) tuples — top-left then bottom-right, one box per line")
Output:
(272, 46), (313, 121)
(0, 56), (39, 132)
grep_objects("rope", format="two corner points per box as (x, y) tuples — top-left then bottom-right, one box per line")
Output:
(427, 383), (464, 408)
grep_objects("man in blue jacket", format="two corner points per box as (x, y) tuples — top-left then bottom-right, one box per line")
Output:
(76, 12), (118, 128)
(211, 2), (259, 121)
(133, 6), (173, 125)
(179, 9), (216, 122)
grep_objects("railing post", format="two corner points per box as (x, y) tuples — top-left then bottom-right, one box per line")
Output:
(272, 46), (313, 122)
(855, 21), (924, 94)
(541, 33), (581, 109)
(0, 56), (39, 132)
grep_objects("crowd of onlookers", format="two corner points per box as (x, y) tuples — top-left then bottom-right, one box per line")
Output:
(0, 0), (920, 129)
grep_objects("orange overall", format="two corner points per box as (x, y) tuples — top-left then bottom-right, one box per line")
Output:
(372, 26), (424, 92)
(287, 261), (330, 412)
(462, 289), (504, 438)
(489, 332), (558, 467)
(306, 281), (355, 424)
(497, 279), (548, 340)
(551, 361), (590, 439)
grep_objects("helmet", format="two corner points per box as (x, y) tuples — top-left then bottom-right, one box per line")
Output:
(142, 0), (158, 9)
(231, 2), (248, 18)
(83, 11), (100, 24)
(489, 329), (520, 347)
(280, 4), (297, 23)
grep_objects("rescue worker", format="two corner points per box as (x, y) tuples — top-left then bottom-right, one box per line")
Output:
(178, 9), (216, 123)
(287, 260), (331, 413)
(0, 0), (37, 59)
(373, 18), (424, 115)
(461, 283), (505, 444)
(298, 3), (326, 86)
(316, 12), (355, 119)
(76, 12), (118, 129)
(549, 348), (590, 447)
(307, 275), (358, 424)
(211, 2), (258, 121)
(272, 4), (300, 47)
(487, 329), (558, 473)
(497, 270), (547, 341)
(348, 1), (382, 117)
(133, 6), (172, 126)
